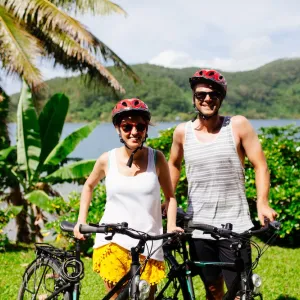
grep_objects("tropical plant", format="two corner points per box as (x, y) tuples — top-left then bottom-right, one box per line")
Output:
(147, 124), (300, 245)
(0, 0), (138, 93)
(47, 183), (107, 255)
(1, 83), (98, 242)
(0, 204), (22, 250)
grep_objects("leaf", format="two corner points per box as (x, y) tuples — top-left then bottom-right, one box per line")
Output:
(0, 6), (44, 89)
(45, 159), (96, 183)
(5, 205), (23, 216)
(43, 30), (127, 93)
(17, 82), (41, 183)
(38, 93), (69, 165)
(4, 0), (95, 45)
(52, 0), (127, 16)
(25, 190), (52, 212)
(44, 121), (97, 166)
(0, 146), (16, 161)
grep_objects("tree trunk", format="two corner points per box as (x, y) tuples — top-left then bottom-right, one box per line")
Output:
(0, 88), (10, 149)
(10, 185), (31, 243)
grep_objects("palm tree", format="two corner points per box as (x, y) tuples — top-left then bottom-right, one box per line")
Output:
(0, 0), (138, 93)
(0, 0), (138, 242)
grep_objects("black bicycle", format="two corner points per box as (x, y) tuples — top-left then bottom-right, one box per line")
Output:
(18, 221), (177, 300)
(156, 211), (281, 300)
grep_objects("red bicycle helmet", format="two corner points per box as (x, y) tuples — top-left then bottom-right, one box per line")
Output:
(189, 69), (227, 98)
(112, 98), (151, 125)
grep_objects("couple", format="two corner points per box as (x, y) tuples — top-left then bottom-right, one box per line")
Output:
(73, 69), (277, 300)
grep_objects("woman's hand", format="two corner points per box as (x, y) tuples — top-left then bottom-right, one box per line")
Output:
(167, 224), (184, 233)
(73, 222), (86, 240)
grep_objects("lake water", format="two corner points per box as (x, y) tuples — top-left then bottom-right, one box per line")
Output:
(5, 119), (300, 240)
(7, 119), (300, 160)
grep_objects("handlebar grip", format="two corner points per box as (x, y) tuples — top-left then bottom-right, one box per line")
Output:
(188, 221), (215, 232)
(79, 224), (106, 234)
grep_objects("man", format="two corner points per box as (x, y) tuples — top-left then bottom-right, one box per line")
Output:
(168, 69), (277, 299)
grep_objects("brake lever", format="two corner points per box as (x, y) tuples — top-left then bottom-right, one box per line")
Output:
(270, 221), (281, 230)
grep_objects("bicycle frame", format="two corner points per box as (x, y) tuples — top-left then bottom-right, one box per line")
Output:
(158, 236), (261, 300)
(103, 239), (146, 300)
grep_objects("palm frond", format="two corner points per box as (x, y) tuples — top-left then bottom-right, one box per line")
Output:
(43, 30), (126, 92)
(93, 37), (140, 83)
(4, 0), (95, 45)
(0, 5), (44, 89)
(50, 0), (127, 16)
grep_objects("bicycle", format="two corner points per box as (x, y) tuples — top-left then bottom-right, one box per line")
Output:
(156, 211), (281, 300)
(18, 221), (177, 300)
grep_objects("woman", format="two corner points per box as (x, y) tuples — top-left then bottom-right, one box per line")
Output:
(74, 98), (182, 299)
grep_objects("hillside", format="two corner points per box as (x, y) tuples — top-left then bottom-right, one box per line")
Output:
(9, 59), (300, 121)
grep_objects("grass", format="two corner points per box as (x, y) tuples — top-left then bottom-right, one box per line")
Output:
(0, 240), (299, 300)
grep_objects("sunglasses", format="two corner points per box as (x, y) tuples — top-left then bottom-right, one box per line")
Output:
(194, 91), (221, 101)
(120, 122), (147, 133)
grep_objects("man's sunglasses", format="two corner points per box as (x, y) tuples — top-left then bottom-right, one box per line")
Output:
(194, 91), (221, 101)
(120, 123), (147, 133)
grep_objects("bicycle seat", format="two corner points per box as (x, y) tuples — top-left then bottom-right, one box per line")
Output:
(60, 221), (76, 233)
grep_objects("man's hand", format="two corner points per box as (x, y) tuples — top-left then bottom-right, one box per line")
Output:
(257, 202), (278, 226)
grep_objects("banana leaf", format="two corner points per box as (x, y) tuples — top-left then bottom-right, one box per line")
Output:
(38, 93), (69, 166)
(17, 82), (41, 182)
(44, 121), (97, 166)
(25, 190), (53, 212)
(45, 159), (96, 183)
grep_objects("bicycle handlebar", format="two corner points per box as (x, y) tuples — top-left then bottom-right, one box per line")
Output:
(79, 222), (178, 241)
(188, 220), (281, 239)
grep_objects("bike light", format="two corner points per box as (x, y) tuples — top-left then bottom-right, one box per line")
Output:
(138, 280), (150, 300)
(252, 273), (262, 294)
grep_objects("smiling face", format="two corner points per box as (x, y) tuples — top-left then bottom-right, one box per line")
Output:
(193, 83), (223, 117)
(116, 114), (148, 148)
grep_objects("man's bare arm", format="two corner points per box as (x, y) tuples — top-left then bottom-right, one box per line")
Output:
(168, 123), (185, 191)
(232, 116), (277, 225)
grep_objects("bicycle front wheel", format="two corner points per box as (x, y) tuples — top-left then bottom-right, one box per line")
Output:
(155, 254), (189, 300)
(18, 258), (70, 300)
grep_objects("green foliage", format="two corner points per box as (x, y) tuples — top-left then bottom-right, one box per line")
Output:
(146, 129), (188, 209)
(1, 84), (98, 242)
(0, 205), (22, 251)
(9, 59), (300, 122)
(246, 125), (300, 245)
(47, 184), (107, 255)
(147, 124), (300, 245)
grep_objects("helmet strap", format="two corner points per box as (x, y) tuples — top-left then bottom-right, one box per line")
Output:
(118, 133), (148, 168)
(192, 102), (219, 121)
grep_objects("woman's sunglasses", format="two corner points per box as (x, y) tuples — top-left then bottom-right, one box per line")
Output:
(120, 123), (147, 133)
(194, 91), (221, 101)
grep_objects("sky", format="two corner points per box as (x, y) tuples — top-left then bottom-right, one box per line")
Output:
(3, 0), (300, 94)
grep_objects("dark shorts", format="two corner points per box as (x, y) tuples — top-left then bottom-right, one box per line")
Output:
(189, 238), (252, 290)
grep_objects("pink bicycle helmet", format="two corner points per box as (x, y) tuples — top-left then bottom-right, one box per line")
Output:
(189, 69), (227, 98)
(112, 98), (151, 125)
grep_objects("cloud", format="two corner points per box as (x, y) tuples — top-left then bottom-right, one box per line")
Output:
(3, 0), (300, 93)
(149, 36), (276, 71)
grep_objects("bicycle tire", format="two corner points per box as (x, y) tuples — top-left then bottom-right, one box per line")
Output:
(116, 283), (130, 300)
(155, 252), (188, 300)
(18, 258), (70, 300)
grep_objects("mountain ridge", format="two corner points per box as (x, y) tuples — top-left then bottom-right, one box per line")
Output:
(9, 58), (300, 121)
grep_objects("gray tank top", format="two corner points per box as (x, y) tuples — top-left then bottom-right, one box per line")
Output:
(183, 117), (253, 239)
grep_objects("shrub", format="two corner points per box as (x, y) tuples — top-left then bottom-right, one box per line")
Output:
(147, 124), (300, 246)
(47, 184), (106, 255)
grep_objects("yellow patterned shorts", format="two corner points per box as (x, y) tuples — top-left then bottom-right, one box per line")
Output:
(93, 243), (165, 285)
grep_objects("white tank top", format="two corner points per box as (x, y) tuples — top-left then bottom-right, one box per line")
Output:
(93, 147), (164, 261)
